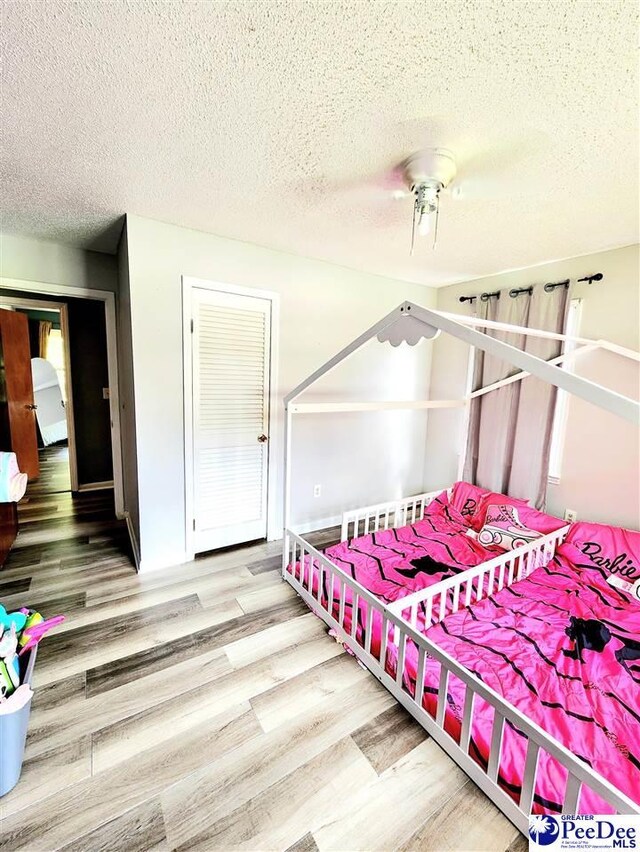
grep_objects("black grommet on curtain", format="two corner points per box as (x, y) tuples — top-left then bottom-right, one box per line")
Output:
(509, 286), (533, 298)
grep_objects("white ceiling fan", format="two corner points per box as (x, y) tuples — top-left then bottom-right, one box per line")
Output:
(318, 120), (550, 254)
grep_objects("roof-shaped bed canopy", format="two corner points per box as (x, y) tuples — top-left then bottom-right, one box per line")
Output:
(284, 301), (640, 424)
(283, 301), (639, 529)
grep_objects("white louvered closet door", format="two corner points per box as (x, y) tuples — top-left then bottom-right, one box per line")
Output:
(191, 288), (271, 552)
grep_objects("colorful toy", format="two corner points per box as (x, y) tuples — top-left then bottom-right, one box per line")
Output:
(0, 607), (64, 704)
(18, 613), (65, 655)
(0, 658), (17, 697)
(0, 624), (20, 697)
(17, 611), (43, 645)
(0, 606), (27, 634)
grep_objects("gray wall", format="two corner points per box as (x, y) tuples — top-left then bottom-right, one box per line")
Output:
(124, 214), (437, 571)
(1, 232), (120, 487)
(1, 232), (117, 292)
(117, 223), (140, 559)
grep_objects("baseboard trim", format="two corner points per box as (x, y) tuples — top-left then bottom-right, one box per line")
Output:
(123, 512), (141, 572)
(132, 516), (341, 573)
(290, 514), (342, 536)
(77, 480), (114, 492)
(138, 552), (189, 573)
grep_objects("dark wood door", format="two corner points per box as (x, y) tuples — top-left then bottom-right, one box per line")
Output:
(0, 311), (39, 480)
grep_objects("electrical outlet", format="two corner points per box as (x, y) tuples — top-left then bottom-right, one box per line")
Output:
(313, 484), (321, 498)
(564, 508), (577, 523)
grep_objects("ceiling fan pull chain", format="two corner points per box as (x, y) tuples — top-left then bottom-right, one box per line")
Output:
(410, 198), (417, 255)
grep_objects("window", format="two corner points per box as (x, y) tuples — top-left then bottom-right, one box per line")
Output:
(548, 298), (583, 483)
(47, 327), (67, 401)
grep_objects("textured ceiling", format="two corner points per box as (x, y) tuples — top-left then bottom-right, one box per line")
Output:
(1, 0), (638, 286)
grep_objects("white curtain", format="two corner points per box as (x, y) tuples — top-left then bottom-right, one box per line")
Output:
(509, 285), (570, 507)
(463, 285), (569, 509)
(462, 295), (499, 485)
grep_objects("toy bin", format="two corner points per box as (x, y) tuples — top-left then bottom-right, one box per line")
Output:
(0, 647), (37, 797)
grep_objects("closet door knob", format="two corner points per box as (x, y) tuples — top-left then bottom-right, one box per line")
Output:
(25, 403), (38, 410)
(257, 434), (268, 443)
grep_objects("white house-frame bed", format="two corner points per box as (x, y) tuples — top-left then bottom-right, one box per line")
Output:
(281, 301), (640, 834)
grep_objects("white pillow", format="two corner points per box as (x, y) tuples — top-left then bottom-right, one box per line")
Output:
(477, 504), (542, 552)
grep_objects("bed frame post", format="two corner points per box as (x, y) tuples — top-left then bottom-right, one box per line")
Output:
(457, 342), (476, 482)
(282, 403), (293, 575)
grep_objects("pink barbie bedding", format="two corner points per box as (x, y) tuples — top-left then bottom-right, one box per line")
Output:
(287, 491), (504, 655)
(393, 540), (640, 814)
(450, 481), (528, 531)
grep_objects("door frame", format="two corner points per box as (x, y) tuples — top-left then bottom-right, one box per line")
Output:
(0, 278), (124, 517)
(182, 276), (280, 560)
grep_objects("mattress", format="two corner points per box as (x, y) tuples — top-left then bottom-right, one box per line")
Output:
(394, 542), (640, 814)
(287, 492), (502, 655)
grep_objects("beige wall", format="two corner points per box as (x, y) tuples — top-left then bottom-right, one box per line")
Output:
(425, 244), (640, 530)
(124, 215), (437, 571)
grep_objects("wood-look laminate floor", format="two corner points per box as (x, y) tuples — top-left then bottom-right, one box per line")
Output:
(0, 447), (526, 851)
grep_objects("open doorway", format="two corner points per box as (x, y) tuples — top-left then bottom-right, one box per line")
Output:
(0, 290), (117, 505)
(0, 297), (76, 497)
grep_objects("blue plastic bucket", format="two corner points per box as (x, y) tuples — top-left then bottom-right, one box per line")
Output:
(0, 647), (37, 797)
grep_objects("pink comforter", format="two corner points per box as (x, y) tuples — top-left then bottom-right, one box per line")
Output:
(287, 493), (501, 655)
(397, 542), (640, 814)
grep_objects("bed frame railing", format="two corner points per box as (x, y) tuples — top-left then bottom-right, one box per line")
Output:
(282, 529), (639, 832)
(340, 488), (448, 541)
(386, 524), (571, 630)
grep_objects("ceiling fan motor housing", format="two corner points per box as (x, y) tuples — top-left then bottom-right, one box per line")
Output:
(403, 148), (457, 193)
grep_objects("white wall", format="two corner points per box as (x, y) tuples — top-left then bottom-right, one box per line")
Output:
(425, 244), (640, 530)
(124, 215), (437, 571)
(0, 232), (118, 292)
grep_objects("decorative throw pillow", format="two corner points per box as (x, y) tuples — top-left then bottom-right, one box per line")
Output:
(477, 504), (543, 551)
(493, 503), (566, 536)
(450, 481), (529, 531)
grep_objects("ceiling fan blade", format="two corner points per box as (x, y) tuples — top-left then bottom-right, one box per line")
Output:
(451, 131), (551, 200)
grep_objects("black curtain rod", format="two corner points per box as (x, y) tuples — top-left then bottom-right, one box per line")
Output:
(459, 273), (603, 303)
(577, 273), (604, 284)
(459, 290), (500, 304)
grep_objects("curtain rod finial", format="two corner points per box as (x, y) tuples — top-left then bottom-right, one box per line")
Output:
(577, 273), (603, 284)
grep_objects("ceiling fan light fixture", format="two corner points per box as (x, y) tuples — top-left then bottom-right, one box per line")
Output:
(403, 149), (456, 253)
(415, 181), (440, 236)
(417, 207), (432, 236)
